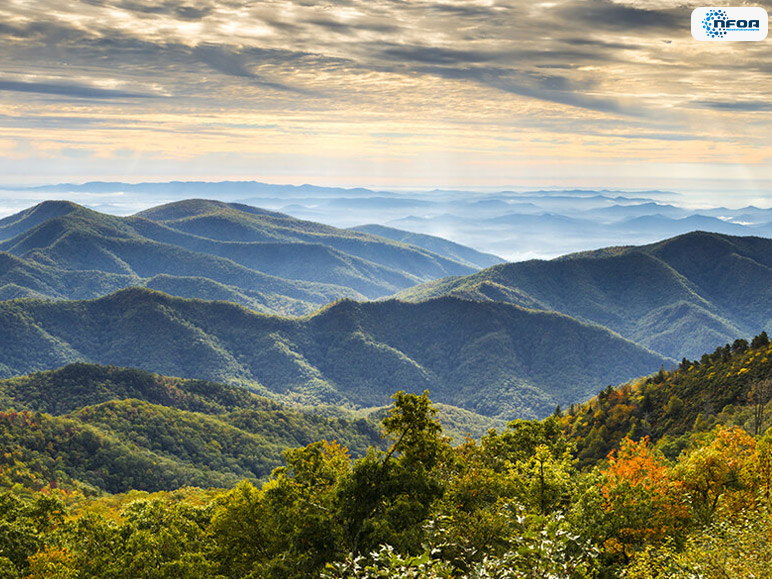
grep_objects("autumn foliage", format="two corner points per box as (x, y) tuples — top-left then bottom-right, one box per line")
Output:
(600, 437), (687, 560)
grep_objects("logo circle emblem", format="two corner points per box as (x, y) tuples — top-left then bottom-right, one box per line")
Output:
(702, 9), (728, 38)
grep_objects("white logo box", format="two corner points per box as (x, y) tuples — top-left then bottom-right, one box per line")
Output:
(692, 6), (768, 41)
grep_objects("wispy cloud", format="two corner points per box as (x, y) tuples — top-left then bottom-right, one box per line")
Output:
(558, 0), (685, 32)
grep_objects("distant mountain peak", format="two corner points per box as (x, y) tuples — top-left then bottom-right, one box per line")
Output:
(0, 199), (82, 225)
(0, 200), (98, 243)
(31, 199), (82, 211)
(134, 198), (290, 222)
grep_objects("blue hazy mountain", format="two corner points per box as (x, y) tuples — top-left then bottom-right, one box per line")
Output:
(3, 181), (768, 261)
(349, 224), (504, 269)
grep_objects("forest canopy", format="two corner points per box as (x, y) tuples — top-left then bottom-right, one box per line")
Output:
(0, 332), (771, 577)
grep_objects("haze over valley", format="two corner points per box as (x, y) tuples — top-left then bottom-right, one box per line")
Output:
(4, 181), (772, 262)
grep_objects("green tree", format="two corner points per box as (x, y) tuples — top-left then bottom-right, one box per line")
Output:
(211, 440), (351, 578)
(510, 444), (576, 515)
(47, 497), (217, 579)
(481, 416), (572, 470)
(0, 491), (65, 575)
(337, 391), (449, 556)
(209, 481), (267, 578)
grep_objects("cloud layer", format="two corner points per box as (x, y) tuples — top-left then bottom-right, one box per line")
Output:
(1, 0), (771, 190)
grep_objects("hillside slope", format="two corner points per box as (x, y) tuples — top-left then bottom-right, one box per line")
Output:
(559, 331), (772, 467)
(397, 232), (772, 359)
(135, 199), (476, 280)
(0, 288), (668, 420)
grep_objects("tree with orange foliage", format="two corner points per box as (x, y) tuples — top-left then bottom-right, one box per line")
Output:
(595, 437), (688, 563)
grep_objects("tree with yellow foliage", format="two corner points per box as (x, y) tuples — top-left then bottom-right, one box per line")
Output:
(673, 426), (756, 524)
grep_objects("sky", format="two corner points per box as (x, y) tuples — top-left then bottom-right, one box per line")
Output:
(1, 0), (772, 203)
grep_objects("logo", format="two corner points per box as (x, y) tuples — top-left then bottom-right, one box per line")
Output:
(692, 7), (768, 41)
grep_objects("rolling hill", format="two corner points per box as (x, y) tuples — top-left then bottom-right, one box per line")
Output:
(0, 363), (384, 493)
(133, 199), (476, 280)
(397, 231), (772, 360)
(0, 200), (481, 314)
(0, 288), (668, 420)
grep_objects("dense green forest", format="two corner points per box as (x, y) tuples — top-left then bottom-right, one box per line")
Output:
(0, 333), (771, 577)
(398, 231), (772, 360)
(561, 331), (772, 467)
(0, 288), (667, 419)
(0, 364), (501, 496)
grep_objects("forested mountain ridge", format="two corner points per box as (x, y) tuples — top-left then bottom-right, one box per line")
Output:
(0, 200), (84, 240)
(0, 287), (668, 420)
(134, 199), (476, 279)
(397, 231), (772, 360)
(559, 331), (772, 467)
(0, 199), (481, 314)
(0, 362), (296, 415)
(0, 363), (384, 494)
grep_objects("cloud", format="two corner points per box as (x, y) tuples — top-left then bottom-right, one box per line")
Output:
(0, 0), (770, 189)
(192, 44), (260, 78)
(0, 0), (711, 115)
(561, 37), (641, 51)
(378, 44), (503, 66)
(414, 65), (642, 116)
(0, 80), (156, 99)
(693, 100), (772, 112)
(559, 0), (685, 32)
(602, 132), (702, 141)
(424, 3), (504, 18)
(80, 0), (216, 20)
(191, 44), (314, 93)
(0, 114), (126, 128)
(305, 16), (400, 35)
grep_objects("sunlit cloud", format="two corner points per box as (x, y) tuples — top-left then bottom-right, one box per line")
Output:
(0, 0), (770, 193)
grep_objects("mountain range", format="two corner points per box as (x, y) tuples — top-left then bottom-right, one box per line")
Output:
(0, 185), (770, 579)
(398, 231), (772, 360)
(5, 181), (772, 262)
(0, 200), (487, 314)
(0, 287), (667, 420)
(349, 224), (503, 269)
(1, 197), (771, 421)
